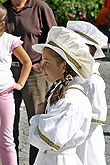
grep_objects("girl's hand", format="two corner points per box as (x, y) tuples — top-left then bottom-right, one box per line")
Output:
(32, 63), (43, 72)
(13, 82), (24, 90)
(35, 101), (47, 114)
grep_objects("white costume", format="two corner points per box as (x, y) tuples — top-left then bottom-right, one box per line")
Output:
(77, 62), (107, 165)
(0, 32), (23, 91)
(66, 21), (108, 165)
(28, 26), (95, 165)
(29, 78), (92, 165)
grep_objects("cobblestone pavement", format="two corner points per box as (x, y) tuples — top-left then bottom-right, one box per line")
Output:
(99, 59), (110, 165)
(0, 59), (110, 165)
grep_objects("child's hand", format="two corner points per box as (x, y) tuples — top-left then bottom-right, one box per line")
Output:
(13, 82), (24, 90)
(36, 101), (47, 114)
(32, 63), (43, 72)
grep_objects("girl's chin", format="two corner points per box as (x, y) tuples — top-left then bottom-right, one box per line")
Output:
(44, 76), (55, 83)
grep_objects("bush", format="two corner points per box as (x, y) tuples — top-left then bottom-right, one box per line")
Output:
(0, 0), (4, 4)
(0, 0), (104, 26)
(43, 0), (104, 26)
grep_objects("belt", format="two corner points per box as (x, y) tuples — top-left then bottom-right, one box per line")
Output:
(11, 62), (21, 67)
(91, 119), (104, 124)
(43, 148), (76, 155)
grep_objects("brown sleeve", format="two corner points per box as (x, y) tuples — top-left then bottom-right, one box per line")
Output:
(38, 1), (57, 40)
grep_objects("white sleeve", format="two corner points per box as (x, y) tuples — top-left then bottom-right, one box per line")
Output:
(9, 34), (23, 53)
(28, 89), (92, 151)
(90, 74), (107, 123)
(28, 115), (40, 147)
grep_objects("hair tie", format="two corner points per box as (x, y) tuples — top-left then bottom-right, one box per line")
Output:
(65, 74), (73, 82)
(62, 74), (73, 86)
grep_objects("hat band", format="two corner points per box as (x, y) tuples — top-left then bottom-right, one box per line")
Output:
(47, 41), (81, 70)
(74, 30), (98, 45)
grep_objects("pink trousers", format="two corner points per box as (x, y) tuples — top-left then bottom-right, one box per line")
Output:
(0, 87), (17, 165)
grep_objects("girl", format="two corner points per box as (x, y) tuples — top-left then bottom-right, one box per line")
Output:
(28, 26), (94, 165)
(67, 21), (108, 165)
(0, 4), (32, 165)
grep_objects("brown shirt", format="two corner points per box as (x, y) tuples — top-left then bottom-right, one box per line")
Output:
(3, 0), (57, 62)
(95, 8), (108, 25)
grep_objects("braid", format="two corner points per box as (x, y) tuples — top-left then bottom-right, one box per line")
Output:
(45, 83), (56, 100)
(49, 64), (74, 106)
(49, 80), (66, 106)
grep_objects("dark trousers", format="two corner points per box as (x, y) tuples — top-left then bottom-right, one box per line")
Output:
(11, 66), (49, 165)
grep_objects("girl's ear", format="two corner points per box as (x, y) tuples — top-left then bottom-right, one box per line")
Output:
(0, 21), (5, 29)
(62, 61), (66, 72)
(2, 21), (5, 27)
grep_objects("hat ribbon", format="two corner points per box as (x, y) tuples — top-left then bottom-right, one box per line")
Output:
(74, 30), (98, 45)
(47, 41), (81, 71)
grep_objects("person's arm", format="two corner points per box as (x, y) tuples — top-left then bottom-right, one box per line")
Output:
(40, 2), (57, 37)
(13, 45), (32, 90)
(36, 101), (47, 114)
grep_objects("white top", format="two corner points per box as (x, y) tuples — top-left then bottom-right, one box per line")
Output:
(28, 78), (92, 165)
(76, 62), (107, 165)
(81, 62), (107, 123)
(0, 32), (22, 92)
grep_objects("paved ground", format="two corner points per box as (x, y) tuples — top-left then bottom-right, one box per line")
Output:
(99, 58), (110, 165)
(0, 57), (110, 165)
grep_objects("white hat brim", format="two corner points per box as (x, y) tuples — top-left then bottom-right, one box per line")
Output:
(32, 44), (85, 81)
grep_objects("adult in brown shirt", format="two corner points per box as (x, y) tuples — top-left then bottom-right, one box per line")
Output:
(3, 0), (57, 164)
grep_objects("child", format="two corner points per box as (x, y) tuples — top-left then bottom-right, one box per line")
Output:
(67, 21), (108, 165)
(0, 4), (32, 165)
(28, 26), (95, 165)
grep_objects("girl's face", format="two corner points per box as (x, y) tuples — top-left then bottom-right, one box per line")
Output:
(42, 48), (66, 83)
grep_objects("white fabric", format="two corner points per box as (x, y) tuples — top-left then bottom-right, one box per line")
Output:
(66, 21), (108, 59)
(33, 148), (82, 165)
(28, 78), (92, 165)
(0, 32), (21, 91)
(76, 62), (107, 165)
(81, 62), (107, 122)
(32, 26), (94, 80)
(77, 125), (106, 165)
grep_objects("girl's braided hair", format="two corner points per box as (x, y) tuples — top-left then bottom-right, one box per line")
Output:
(45, 48), (77, 106)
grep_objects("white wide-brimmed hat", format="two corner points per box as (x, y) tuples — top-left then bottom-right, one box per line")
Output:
(32, 26), (94, 80)
(66, 21), (108, 59)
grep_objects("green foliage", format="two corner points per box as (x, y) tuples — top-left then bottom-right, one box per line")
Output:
(0, 0), (104, 26)
(0, 0), (4, 4)
(43, 0), (104, 26)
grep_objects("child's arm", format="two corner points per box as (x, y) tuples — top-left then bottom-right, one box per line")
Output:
(36, 101), (47, 114)
(13, 45), (32, 90)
